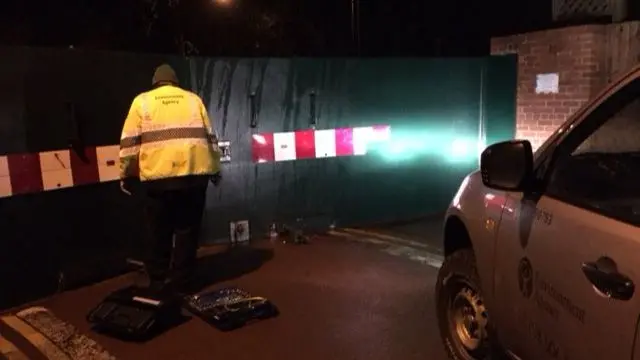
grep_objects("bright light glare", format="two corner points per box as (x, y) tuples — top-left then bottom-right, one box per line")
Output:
(452, 175), (470, 208)
(450, 139), (469, 157)
(214, 0), (232, 6)
(370, 126), (391, 142)
(252, 134), (266, 145)
(448, 138), (483, 163)
(389, 143), (405, 154)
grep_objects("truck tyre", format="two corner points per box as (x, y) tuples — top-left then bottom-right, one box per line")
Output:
(436, 248), (496, 360)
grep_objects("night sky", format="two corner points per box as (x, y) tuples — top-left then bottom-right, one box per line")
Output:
(0, 0), (551, 56)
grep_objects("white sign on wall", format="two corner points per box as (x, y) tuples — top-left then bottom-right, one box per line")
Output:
(535, 73), (559, 94)
(230, 220), (250, 244)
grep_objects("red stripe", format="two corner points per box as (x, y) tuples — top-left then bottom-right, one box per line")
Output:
(335, 127), (354, 156)
(70, 147), (100, 186)
(294, 129), (316, 159)
(7, 153), (43, 195)
(252, 133), (275, 163)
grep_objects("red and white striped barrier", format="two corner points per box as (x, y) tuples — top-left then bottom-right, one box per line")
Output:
(0, 145), (120, 198)
(252, 125), (390, 163)
(0, 125), (391, 198)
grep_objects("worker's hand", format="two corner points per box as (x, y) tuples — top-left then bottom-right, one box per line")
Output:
(120, 180), (132, 196)
(210, 173), (222, 187)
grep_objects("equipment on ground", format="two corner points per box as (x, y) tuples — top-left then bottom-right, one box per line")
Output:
(86, 286), (183, 341)
(184, 287), (278, 331)
(282, 218), (311, 244)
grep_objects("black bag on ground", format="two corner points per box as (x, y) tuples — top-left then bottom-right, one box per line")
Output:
(86, 286), (183, 341)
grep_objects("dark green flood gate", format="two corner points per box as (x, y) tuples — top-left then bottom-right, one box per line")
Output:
(0, 47), (516, 309)
(189, 56), (517, 239)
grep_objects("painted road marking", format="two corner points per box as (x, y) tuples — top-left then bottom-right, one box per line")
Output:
(382, 245), (443, 268)
(329, 230), (443, 268)
(0, 315), (69, 360)
(342, 228), (427, 247)
(0, 336), (28, 360)
(341, 228), (443, 254)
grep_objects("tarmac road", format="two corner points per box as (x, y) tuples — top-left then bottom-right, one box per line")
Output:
(0, 233), (447, 360)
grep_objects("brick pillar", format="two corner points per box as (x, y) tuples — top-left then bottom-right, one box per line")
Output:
(491, 25), (608, 150)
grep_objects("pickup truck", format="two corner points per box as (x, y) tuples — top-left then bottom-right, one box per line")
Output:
(436, 64), (640, 360)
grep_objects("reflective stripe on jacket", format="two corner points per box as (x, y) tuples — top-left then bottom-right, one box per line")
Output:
(119, 85), (220, 182)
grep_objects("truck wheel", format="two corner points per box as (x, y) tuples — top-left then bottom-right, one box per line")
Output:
(436, 248), (494, 360)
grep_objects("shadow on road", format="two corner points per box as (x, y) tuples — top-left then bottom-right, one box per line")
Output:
(188, 245), (275, 293)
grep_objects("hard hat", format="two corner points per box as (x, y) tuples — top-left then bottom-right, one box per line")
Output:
(152, 64), (179, 86)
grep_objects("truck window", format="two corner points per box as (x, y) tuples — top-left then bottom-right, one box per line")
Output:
(573, 99), (640, 154)
(545, 82), (640, 226)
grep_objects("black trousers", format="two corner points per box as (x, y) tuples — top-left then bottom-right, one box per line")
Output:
(143, 184), (208, 287)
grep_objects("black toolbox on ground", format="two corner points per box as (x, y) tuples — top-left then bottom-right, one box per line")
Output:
(86, 286), (183, 341)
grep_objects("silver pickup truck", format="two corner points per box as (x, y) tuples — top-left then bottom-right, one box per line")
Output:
(436, 64), (640, 360)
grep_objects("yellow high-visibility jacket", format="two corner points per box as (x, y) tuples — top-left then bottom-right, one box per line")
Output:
(119, 85), (220, 182)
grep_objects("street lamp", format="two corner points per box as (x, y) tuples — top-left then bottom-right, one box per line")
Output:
(214, 0), (233, 6)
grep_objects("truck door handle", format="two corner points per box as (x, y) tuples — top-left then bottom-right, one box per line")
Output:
(582, 260), (634, 301)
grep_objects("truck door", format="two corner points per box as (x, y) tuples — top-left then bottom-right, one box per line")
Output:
(493, 76), (640, 360)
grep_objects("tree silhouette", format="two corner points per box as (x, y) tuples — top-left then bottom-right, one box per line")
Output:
(0, 0), (336, 56)
(140, 0), (289, 56)
(139, 0), (332, 56)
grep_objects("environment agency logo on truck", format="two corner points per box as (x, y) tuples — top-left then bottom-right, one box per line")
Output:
(518, 257), (534, 299)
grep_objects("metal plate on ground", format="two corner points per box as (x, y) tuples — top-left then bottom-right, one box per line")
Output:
(14, 306), (115, 359)
(184, 287), (278, 331)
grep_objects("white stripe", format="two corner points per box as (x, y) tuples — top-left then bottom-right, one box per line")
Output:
(133, 296), (161, 306)
(142, 138), (209, 150)
(0, 155), (9, 177)
(314, 129), (336, 158)
(0, 315), (69, 360)
(121, 130), (141, 139)
(342, 228), (434, 250)
(141, 121), (206, 132)
(41, 170), (74, 191)
(96, 145), (120, 182)
(0, 335), (28, 360)
(381, 245), (443, 268)
(0, 176), (11, 198)
(39, 150), (71, 172)
(352, 127), (373, 155)
(273, 132), (297, 162)
(39, 150), (74, 191)
(0, 155), (10, 198)
(329, 230), (443, 268)
(371, 125), (391, 141)
(119, 146), (139, 157)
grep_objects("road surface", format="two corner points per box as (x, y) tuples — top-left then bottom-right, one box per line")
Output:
(353, 214), (445, 252)
(0, 227), (446, 360)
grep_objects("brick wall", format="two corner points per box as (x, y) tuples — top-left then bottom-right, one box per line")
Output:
(491, 22), (640, 150)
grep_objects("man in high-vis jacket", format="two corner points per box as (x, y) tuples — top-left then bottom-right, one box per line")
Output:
(119, 64), (221, 291)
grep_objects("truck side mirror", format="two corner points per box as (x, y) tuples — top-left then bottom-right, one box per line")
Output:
(480, 140), (533, 191)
